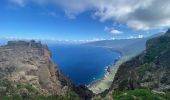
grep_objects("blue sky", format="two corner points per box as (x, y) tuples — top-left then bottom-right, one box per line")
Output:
(0, 0), (169, 41)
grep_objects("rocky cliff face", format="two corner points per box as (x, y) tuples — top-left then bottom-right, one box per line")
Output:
(109, 29), (170, 92)
(0, 40), (71, 96)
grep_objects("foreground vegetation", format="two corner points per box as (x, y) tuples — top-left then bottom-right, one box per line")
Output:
(0, 79), (80, 100)
(1, 93), (80, 100)
(112, 89), (170, 100)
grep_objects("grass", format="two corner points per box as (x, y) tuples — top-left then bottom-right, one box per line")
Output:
(144, 36), (170, 63)
(0, 79), (80, 100)
(137, 63), (155, 78)
(17, 83), (36, 92)
(112, 89), (170, 100)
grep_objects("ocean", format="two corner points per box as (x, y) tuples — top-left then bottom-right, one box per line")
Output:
(48, 44), (120, 86)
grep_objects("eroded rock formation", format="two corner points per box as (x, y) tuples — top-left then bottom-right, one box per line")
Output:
(0, 40), (71, 95)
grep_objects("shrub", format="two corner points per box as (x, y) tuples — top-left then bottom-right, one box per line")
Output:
(112, 89), (170, 100)
(137, 64), (155, 78)
(118, 80), (129, 90)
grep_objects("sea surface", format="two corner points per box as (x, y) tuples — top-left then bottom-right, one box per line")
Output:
(48, 44), (120, 86)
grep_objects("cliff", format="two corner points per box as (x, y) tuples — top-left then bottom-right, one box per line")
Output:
(0, 40), (94, 99)
(0, 40), (74, 97)
(109, 29), (170, 92)
(91, 30), (170, 99)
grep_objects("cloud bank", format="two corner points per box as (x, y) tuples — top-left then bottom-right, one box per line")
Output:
(8, 0), (170, 30)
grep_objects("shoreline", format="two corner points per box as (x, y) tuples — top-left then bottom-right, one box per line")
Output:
(87, 46), (134, 94)
(88, 56), (129, 94)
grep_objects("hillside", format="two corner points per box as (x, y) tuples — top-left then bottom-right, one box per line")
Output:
(0, 40), (93, 100)
(86, 33), (164, 57)
(86, 38), (146, 57)
(87, 33), (164, 94)
(104, 29), (170, 99)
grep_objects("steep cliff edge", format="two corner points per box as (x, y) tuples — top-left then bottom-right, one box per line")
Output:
(0, 40), (94, 99)
(93, 30), (170, 99)
(110, 29), (170, 92)
(0, 40), (73, 96)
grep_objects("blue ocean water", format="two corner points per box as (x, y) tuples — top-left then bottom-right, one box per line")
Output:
(48, 44), (120, 86)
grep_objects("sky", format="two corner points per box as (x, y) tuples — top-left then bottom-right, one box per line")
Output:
(0, 0), (170, 42)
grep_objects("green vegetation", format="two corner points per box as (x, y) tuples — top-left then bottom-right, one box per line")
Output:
(1, 91), (80, 100)
(118, 80), (129, 90)
(160, 71), (170, 85)
(16, 83), (36, 93)
(0, 79), (16, 97)
(112, 89), (170, 100)
(31, 91), (79, 100)
(0, 79), (80, 100)
(140, 77), (154, 83)
(165, 29), (170, 37)
(137, 63), (155, 78)
(144, 36), (170, 63)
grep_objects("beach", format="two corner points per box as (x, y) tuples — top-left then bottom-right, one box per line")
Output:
(87, 46), (139, 94)
(88, 56), (130, 94)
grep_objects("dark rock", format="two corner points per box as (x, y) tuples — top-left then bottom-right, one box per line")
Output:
(74, 85), (94, 100)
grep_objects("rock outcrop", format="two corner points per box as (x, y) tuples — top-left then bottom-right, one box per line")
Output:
(0, 40), (71, 96)
(109, 29), (170, 92)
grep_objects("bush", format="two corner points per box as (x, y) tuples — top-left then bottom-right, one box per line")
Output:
(118, 80), (129, 90)
(17, 83), (35, 92)
(144, 36), (170, 63)
(137, 64), (155, 78)
(0, 79), (80, 100)
(112, 89), (170, 100)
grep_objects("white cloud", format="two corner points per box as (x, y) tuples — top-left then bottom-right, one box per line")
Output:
(104, 26), (123, 35)
(7, 0), (170, 30)
(92, 38), (106, 41)
(110, 29), (123, 34)
(128, 34), (144, 39)
(138, 35), (144, 38)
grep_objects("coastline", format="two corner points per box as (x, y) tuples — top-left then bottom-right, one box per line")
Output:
(87, 46), (136, 94)
(88, 56), (130, 94)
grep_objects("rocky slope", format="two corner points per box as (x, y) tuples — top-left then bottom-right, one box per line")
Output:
(93, 30), (170, 99)
(0, 40), (74, 96)
(109, 29), (170, 92)
(0, 40), (95, 100)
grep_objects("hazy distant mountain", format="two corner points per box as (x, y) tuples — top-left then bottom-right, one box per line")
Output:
(86, 32), (164, 57)
(0, 39), (7, 46)
(86, 38), (143, 48)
